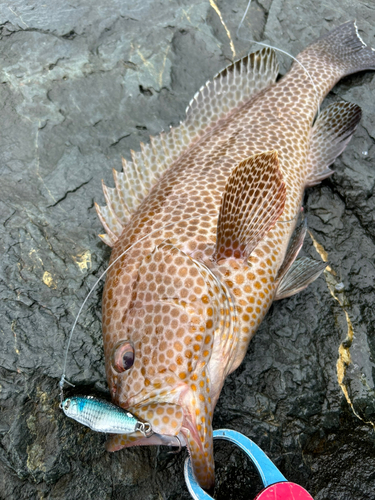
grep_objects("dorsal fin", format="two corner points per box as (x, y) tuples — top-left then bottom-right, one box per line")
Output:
(96, 48), (279, 245)
(213, 151), (286, 262)
(185, 47), (278, 134)
(95, 202), (123, 247)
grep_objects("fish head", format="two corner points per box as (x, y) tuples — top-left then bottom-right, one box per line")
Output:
(104, 242), (221, 489)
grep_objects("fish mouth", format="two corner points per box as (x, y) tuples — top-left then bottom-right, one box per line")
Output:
(105, 399), (215, 489)
(105, 400), (187, 452)
(106, 391), (214, 490)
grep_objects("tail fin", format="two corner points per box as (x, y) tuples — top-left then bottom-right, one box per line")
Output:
(307, 21), (375, 76)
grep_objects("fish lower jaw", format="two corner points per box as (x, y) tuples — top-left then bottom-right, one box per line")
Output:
(178, 409), (215, 490)
(105, 431), (186, 451)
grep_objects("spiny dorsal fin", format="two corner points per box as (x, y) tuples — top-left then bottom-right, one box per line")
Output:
(275, 257), (327, 300)
(213, 151), (286, 262)
(306, 101), (362, 187)
(96, 48), (279, 246)
(95, 202), (122, 247)
(102, 181), (130, 226)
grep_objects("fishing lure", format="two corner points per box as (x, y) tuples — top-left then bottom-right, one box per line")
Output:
(61, 395), (153, 436)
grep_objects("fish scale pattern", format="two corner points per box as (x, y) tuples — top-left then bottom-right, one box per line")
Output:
(96, 21), (375, 490)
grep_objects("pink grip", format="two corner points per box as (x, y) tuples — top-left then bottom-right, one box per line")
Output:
(254, 482), (314, 499)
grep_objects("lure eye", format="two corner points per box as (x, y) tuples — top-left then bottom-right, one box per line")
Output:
(112, 341), (135, 373)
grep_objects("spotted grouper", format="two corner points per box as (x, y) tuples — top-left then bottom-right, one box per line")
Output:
(95, 22), (375, 489)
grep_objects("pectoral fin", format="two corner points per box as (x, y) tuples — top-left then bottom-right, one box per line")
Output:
(306, 102), (362, 187)
(213, 151), (286, 262)
(275, 257), (327, 300)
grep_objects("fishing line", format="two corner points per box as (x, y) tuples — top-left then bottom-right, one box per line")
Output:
(59, 205), (298, 401)
(59, 211), (214, 400)
(236, 0), (321, 116)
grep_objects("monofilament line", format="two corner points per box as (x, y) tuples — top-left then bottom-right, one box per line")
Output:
(59, 212), (215, 398)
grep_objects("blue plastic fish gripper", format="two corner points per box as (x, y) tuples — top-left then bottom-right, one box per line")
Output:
(184, 429), (314, 499)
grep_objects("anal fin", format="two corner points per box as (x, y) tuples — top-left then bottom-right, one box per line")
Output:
(306, 102), (362, 187)
(277, 214), (307, 282)
(213, 151), (286, 262)
(275, 257), (327, 300)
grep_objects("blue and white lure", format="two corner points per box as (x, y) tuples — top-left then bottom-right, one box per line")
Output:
(60, 395), (153, 437)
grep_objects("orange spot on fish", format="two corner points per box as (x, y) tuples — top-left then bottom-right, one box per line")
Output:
(235, 274), (245, 285)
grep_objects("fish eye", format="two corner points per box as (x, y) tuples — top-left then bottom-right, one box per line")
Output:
(63, 399), (71, 410)
(112, 341), (135, 373)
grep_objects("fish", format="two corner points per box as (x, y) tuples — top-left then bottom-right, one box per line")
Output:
(94, 21), (375, 489)
(61, 395), (152, 436)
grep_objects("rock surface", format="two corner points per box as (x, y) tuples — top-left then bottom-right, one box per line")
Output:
(1, 0), (375, 498)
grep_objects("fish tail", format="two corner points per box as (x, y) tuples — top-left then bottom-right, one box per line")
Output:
(308, 21), (375, 77)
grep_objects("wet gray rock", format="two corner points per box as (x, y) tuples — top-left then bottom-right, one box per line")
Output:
(1, 0), (375, 499)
